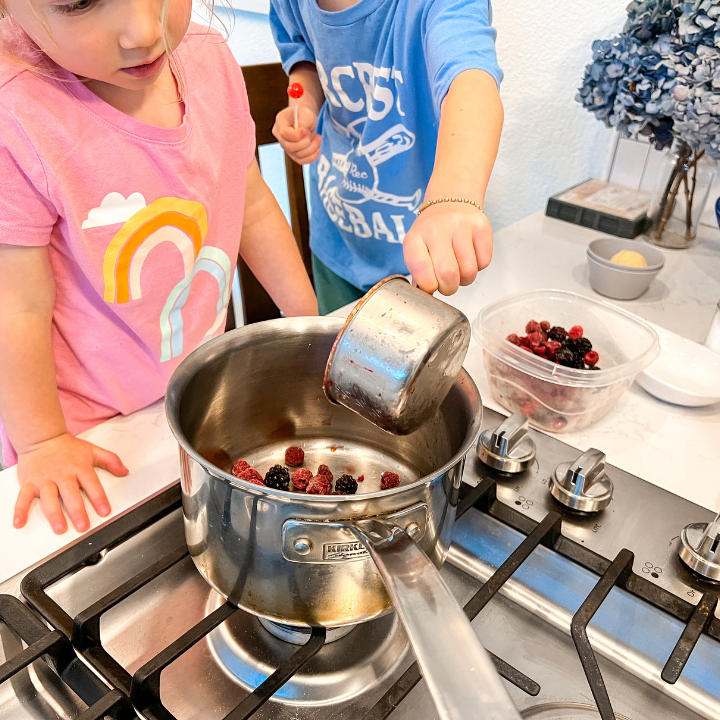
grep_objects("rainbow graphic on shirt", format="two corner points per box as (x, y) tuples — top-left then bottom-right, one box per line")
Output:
(85, 193), (232, 363)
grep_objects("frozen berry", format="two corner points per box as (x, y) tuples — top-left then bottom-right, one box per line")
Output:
(357, 474), (364, 482)
(237, 468), (264, 486)
(307, 474), (332, 495)
(317, 464), (333, 482)
(506, 333), (521, 346)
(527, 331), (544, 347)
(285, 446), (305, 466)
(520, 346), (534, 354)
(381, 471), (400, 490)
(231, 459), (251, 477)
(540, 321), (551, 332)
(556, 348), (575, 367)
(525, 320), (542, 334)
(534, 345), (547, 357)
(264, 465), (290, 490)
(292, 468), (313, 490)
(335, 474), (358, 495)
(567, 337), (592, 356)
(547, 326), (567, 342)
(584, 351), (599, 367)
(568, 325), (584, 340)
(520, 400), (535, 417)
(518, 336), (531, 348)
(545, 340), (562, 359)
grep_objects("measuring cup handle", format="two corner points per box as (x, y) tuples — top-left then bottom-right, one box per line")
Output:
(349, 521), (522, 720)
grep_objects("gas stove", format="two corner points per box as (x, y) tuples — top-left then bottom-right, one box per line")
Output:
(1, 407), (720, 720)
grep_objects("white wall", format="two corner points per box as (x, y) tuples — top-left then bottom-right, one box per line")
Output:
(212, 1), (630, 232)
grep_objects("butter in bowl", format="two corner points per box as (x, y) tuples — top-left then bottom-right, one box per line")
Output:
(587, 237), (665, 300)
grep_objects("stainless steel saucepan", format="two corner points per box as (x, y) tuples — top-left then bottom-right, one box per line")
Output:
(166, 317), (521, 720)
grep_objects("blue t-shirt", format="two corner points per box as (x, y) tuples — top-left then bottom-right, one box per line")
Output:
(270, 0), (502, 291)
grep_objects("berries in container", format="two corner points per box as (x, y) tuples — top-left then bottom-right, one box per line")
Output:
(472, 290), (659, 432)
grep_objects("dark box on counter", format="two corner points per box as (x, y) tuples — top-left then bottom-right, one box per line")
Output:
(546, 179), (650, 238)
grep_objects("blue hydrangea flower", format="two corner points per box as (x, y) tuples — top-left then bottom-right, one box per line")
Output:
(577, 0), (720, 157)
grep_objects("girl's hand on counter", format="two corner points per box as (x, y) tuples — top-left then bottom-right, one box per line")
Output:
(403, 203), (493, 296)
(272, 105), (322, 165)
(13, 433), (128, 534)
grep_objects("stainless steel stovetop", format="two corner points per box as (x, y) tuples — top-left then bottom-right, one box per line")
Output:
(1, 407), (720, 720)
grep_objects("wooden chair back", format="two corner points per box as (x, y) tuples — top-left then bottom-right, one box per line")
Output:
(226, 62), (313, 329)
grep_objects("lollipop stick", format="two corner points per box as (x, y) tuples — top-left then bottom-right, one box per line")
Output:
(294, 100), (299, 130)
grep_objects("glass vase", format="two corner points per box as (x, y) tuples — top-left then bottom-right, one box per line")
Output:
(643, 140), (716, 249)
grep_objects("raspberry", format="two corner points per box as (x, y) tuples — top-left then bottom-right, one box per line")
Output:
(540, 321), (551, 332)
(237, 468), (264, 485)
(547, 327), (567, 342)
(306, 475), (332, 494)
(520, 400), (535, 417)
(527, 331), (544, 347)
(506, 333), (521, 346)
(584, 351), (599, 367)
(534, 345), (547, 357)
(568, 325), (584, 340)
(545, 340), (562, 359)
(231, 459), (251, 477)
(525, 320), (542, 334)
(317, 464), (333, 482)
(357, 474), (364, 482)
(520, 346), (534, 354)
(381, 472), (400, 490)
(292, 468), (313, 490)
(567, 337), (592, 356)
(285, 446), (304, 467)
(335, 474), (358, 495)
(518, 336), (531, 347)
(264, 465), (290, 490)
(556, 348), (575, 367)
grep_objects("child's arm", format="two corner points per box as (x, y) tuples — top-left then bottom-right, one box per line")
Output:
(272, 62), (324, 165)
(404, 69), (504, 296)
(0, 245), (128, 534)
(239, 159), (318, 316)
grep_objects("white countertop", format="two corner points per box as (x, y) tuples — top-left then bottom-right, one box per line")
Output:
(1, 210), (719, 584)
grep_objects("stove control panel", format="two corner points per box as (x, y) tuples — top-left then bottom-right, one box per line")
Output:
(476, 413), (536, 475)
(464, 408), (720, 618)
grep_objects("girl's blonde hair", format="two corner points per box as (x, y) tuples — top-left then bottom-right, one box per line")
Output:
(0, 0), (232, 101)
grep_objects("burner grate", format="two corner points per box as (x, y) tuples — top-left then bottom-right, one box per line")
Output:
(0, 595), (132, 719)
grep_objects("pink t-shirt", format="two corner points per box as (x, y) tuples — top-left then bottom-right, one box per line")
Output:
(0, 21), (255, 465)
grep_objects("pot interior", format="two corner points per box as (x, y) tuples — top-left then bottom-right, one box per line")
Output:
(168, 317), (480, 494)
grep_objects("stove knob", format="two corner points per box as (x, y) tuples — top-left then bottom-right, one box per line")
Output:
(550, 448), (613, 513)
(477, 413), (536, 474)
(679, 512), (720, 580)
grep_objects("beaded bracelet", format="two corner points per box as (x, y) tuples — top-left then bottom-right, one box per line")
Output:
(416, 197), (484, 216)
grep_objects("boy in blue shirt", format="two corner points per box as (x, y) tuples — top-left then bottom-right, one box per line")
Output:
(271, 0), (504, 314)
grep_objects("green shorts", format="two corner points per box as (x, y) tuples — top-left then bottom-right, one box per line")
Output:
(312, 254), (365, 315)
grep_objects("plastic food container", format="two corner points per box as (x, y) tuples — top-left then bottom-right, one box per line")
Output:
(473, 290), (660, 432)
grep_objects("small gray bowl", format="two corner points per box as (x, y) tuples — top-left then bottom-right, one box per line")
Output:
(587, 238), (665, 301)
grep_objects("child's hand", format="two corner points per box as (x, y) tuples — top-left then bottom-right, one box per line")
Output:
(272, 106), (322, 165)
(13, 433), (128, 534)
(403, 203), (493, 296)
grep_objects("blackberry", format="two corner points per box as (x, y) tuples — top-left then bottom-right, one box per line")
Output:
(556, 348), (576, 367)
(264, 465), (290, 490)
(566, 337), (592, 356)
(547, 326), (567, 342)
(335, 474), (358, 495)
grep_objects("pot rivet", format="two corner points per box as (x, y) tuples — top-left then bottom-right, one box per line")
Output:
(406, 522), (421, 538)
(294, 537), (313, 555)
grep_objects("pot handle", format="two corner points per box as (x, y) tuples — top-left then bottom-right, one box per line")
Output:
(349, 520), (522, 720)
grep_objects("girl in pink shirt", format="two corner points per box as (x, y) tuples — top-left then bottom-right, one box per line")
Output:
(0, 0), (318, 533)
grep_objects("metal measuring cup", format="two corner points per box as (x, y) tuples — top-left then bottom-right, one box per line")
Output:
(323, 276), (471, 435)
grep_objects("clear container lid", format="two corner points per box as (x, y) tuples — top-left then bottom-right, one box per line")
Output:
(472, 290), (660, 387)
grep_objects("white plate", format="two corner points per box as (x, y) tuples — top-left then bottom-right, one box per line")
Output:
(636, 326), (720, 407)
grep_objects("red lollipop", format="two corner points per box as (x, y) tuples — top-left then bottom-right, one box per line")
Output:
(287, 82), (305, 129)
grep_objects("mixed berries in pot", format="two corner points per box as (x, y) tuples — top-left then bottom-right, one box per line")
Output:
(506, 321), (601, 370)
